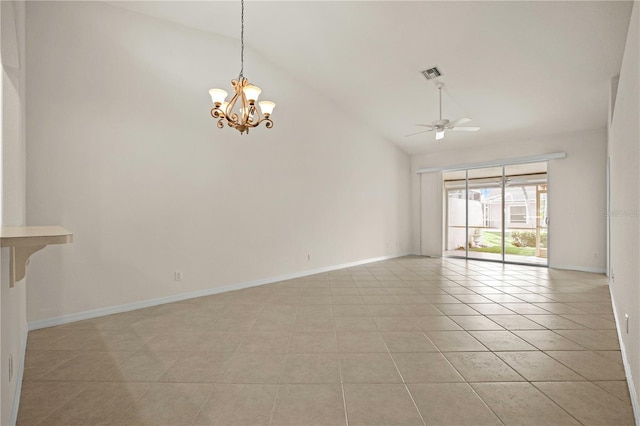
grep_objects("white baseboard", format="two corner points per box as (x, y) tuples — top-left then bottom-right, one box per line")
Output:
(9, 326), (28, 426)
(609, 284), (640, 425)
(28, 253), (411, 331)
(548, 264), (607, 274)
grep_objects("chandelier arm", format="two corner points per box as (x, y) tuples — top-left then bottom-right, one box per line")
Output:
(226, 89), (241, 125)
(248, 105), (262, 126)
(240, 90), (249, 123)
(217, 119), (225, 129)
(249, 115), (270, 128)
(254, 109), (264, 126)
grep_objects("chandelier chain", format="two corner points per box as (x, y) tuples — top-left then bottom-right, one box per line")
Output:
(239, 0), (244, 80)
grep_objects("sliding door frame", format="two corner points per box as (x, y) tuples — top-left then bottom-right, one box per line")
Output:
(435, 160), (555, 267)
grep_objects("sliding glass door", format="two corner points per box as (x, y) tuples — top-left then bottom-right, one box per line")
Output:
(467, 167), (504, 262)
(444, 170), (468, 258)
(503, 164), (548, 264)
(443, 162), (548, 266)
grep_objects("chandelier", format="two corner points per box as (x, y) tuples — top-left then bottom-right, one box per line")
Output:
(209, 0), (275, 134)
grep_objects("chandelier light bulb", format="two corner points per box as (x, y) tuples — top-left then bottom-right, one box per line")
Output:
(258, 101), (275, 117)
(242, 84), (262, 104)
(209, 88), (228, 106)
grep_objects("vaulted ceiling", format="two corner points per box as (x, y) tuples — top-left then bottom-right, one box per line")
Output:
(109, 1), (633, 155)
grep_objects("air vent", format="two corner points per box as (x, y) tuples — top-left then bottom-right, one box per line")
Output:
(420, 66), (442, 80)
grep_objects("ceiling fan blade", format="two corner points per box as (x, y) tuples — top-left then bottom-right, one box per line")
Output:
(404, 129), (434, 137)
(414, 124), (435, 129)
(451, 126), (480, 131)
(447, 117), (472, 127)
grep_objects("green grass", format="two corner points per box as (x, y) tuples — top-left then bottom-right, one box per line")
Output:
(468, 231), (536, 256)
(470, 246), (535, 255)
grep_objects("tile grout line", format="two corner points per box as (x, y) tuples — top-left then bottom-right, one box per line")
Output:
(267, 286), (300, 426)
(465, 382), (507, 425)
(528, 381), (588, 425)
(30, 382), (90, 426)
(266, 381), (282, 426)
(592, 380), (635, 404)
(28, 319), (165, 425)
(335, 277), (351, 426)
(213, 301), (267, 383)
(188, 293), (253, 425)
(379, 270), (427, 426)
(189, 383), (218, 426)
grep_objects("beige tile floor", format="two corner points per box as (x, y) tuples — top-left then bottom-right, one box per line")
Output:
(18, 256), (636, 425)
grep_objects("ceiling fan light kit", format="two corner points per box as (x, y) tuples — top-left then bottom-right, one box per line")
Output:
(406, 81), (480, 141)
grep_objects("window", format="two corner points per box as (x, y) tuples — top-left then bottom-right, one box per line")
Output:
(510, 205), (527, 223)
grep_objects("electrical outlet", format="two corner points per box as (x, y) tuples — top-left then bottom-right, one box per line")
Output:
(307, 254), (311, 261)
(594, 252), (598, 259)
(174, 271), (183, 281)
(9, 354), (13, 382)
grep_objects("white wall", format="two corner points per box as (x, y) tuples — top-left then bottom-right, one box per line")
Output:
(0, 1), (27, 424)
(419, 172), (443, 256)
(24, 2), (412, 323)
(608, 1), (639, 414)
(412, 128), (607, 272)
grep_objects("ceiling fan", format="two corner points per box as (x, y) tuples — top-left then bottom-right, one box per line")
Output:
(405, 82), (480, 141)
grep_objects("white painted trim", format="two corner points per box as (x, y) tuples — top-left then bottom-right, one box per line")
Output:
(419, 175), (423, 255)
(416, 152), (566, 174)
(548, 264), (607, 274)
(609, 287), (640, 425)
(606, 155), (611, 277)
(9, 326), (28, 426)
(28, 253), (412, 330)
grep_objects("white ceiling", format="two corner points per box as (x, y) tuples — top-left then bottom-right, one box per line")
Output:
(109, 1), (633, 155)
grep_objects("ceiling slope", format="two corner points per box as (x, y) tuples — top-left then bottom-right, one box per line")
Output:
(109, 1), (634, 154)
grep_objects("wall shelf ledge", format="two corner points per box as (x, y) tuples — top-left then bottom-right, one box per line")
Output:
(0, 226), (73, 287)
